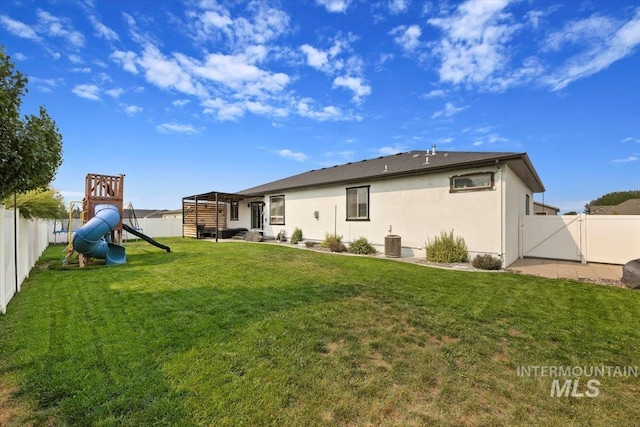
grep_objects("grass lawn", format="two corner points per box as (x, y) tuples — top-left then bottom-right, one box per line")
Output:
(0, 239), (638, 426)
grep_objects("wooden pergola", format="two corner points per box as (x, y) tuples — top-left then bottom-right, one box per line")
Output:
(181, 191), (261, 241)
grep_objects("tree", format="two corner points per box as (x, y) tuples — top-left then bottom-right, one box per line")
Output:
(0, 47), (63, 200)
(2, 187), (66, 219)
(585, 190), (640, 213)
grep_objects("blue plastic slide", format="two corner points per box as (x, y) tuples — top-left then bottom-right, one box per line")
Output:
(72, 204), (126, 265)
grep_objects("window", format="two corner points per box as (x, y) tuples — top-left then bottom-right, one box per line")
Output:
(450, 172), (494, 192)
(230, 201), (239, 221)
(270, 195), (285, 225)
(346, 186), (369, 220)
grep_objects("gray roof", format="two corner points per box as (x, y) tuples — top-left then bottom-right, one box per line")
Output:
(239, 150), (545, 195)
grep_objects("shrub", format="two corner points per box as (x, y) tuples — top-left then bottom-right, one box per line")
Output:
(321, 233), (342, 248)
(291, 227), (303, 244)
(348, 237), (377, 255)
(472, 254), (503, 270)
(305, 241), (317, 248)
(329, 242), (347, 253)
(425, 230), (468, 263)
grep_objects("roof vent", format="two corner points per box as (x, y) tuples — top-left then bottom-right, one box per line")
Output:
(423, 155), (429, 165)
(431, 144), (437, 155)
(384, 164), (389, 172)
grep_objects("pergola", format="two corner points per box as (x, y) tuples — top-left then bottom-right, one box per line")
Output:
(181, 191), (262, 241)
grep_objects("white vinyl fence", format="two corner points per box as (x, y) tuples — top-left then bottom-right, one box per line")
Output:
(1, 205), (49, 315)
(123, 218), (183, 240)
(46, 217), (183, 243)
(519, 214), (640, 265)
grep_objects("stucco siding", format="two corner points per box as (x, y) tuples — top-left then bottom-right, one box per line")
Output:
(262, 166), (504, 258)
(503, 165), (532, 266)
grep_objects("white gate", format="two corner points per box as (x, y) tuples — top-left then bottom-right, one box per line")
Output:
(519, 214), (640, 265)
(520, 215), (584, 262)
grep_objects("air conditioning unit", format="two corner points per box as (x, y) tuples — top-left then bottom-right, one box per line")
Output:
(384, 235), (401, 258)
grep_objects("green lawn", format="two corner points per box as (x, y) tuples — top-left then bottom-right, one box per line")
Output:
(0, 239), (638, 426)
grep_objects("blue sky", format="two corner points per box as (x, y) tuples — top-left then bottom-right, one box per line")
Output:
(2, 0), (639, 212)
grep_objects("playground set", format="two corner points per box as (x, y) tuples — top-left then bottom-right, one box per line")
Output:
(63, 173), (170, 267)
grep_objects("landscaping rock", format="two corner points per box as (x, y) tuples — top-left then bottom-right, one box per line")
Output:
(244, 231), (264, 242)
(622, 259), (640, 289)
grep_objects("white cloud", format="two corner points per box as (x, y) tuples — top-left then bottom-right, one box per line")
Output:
(201, 10), (232, 30)
(0, 15), (40, 40)
(68, 54), (83, 64)
(301, 44), (329, 69)
(37, 10), (85, 47)
(431, 102), (466, 119)
(316, 0), (351, 13)
(72, 84), (100, 101)
(138, 45), (208, 98)
(297, 98), (349, 121)
(89, 15), (119, 41)
(333, 76), (371, 103)
(70, 67), (91, 73)
(156, 123), (198, 134)
(612, 156), (638, 163)
(377, 144), (407, 155)
(172, 99), (191, 107)
(428, 0), (524, 89)
(277, 149), (308, 162)
(13, 52), (27, 60)
(202, 97), (245, 121)
(110, 50), (139, 74)
(422, 89), (445, 98)
(106, 87), (125, 98)
(300, 38), (349, 74)
(390, 24), (422, 52)
(471, 132), (509, 146)
(542, 9), (640, 91)
(124, 105), (143, 116)
(389, 0), (410, 15)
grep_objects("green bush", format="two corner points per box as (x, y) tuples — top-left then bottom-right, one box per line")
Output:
(329, 242), (347, 253)
(425, 230), (468, 263)
(291, 227), (303, 244)
(305, 241), (317, 248)
(321, 233), (342, 248)
(348, 237), (377, 255)
(472, 254), (503, 270)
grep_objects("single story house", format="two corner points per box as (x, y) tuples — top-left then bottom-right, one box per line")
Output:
(533, 201), (560, 215)
(589, 199), (640, 215)
(182, 147), (545, 266)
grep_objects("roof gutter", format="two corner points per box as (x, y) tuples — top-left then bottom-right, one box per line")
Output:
(241, 153), (545, 196)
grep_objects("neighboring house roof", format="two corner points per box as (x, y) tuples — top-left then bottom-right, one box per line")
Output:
(122, 209), (168, 219)
(240, 150), (545, 196)
(590, 198), (640, 215)
(162, 209), (183, 216)
(533, 201), (560, 214)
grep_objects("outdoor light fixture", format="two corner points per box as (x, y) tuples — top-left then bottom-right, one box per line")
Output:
(314, 211), (319, 219)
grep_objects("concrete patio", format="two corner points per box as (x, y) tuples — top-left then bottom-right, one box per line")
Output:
(507, 258), (623, 283)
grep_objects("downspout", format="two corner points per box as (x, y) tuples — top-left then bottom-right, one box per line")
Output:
(499, 164), (505, 266)
(215, 192), (219, 243)
(14, 193), (18, 294)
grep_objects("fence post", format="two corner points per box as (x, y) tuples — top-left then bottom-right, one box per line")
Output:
(580, 213), (588, 264)
(1, 205), (6, 315)
(518, 214), (524, 259)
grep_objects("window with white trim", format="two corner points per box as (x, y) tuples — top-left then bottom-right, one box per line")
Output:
(270, 195), (285, 225)
(230, 201), (239, 221)
(450, 172), (494, 192)
(346, 186), (369, 220)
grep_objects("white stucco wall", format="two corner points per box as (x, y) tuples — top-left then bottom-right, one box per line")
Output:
(257, 166), (513, 259)
(503, 165), (533, 266)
